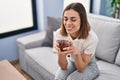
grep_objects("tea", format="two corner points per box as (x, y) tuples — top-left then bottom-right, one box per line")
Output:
(57, 40), (71, 51)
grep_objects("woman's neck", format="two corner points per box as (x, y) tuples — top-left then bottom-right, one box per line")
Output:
(70, 32), (79, 40)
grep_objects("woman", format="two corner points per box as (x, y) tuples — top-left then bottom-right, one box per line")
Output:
(54, 2), (99, 80)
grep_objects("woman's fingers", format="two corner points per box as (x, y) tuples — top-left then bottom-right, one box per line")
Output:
(55, 40), (60, 50)
(55, 40), (75, 55)
(55, 46), (60, 52)
(63, 46), (72, 51)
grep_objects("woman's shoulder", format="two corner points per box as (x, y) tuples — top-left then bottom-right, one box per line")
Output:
(54, 28), (61, 36)
(89, 29), (97, 37)
(54, 28), (63, 38)
(87, 29), (98, 41)
(54, 28), (69, 39)
(55, 28), (60, 33)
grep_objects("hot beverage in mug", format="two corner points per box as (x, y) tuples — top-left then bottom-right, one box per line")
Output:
(57, 40), (71, 51)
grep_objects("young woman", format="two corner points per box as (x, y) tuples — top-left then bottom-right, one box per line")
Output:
(54, 2), (99, 80)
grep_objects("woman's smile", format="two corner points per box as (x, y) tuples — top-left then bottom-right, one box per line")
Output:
(66, 27), (73, 32)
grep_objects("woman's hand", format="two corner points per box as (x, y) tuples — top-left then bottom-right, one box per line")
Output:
(55, 40), (81, 56)
(63, 43), (81, 56)
(55, 40), (68, 69)
(55, 40), (68, 56)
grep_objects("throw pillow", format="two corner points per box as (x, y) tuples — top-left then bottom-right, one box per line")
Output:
(42, 16), (61, 47)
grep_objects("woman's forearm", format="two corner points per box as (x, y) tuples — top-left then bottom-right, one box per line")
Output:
(58, 55), (68, 70)
(74, 54), (86, 72)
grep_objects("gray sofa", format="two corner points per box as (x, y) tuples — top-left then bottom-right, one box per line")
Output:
(17, 14), (120, 80)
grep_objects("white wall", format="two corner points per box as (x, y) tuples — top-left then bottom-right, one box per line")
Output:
(36, 0), (44, 31)
(36, 0), (63, 31)
(92, 0), (101, 14)
(64, 0), (90, 13)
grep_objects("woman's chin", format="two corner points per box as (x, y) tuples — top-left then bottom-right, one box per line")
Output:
(67, 31), (71, 34)
(67, 31), (73, 34)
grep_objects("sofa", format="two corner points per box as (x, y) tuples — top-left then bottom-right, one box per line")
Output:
(17, 13), (120, 80)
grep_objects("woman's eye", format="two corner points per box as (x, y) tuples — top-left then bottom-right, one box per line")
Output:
(71, 20), (76, 22)
(64, 19), (67, 21)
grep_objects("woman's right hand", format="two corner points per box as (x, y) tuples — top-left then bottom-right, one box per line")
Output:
(55, 40), (68, 69)
(55, 40), (67, 56)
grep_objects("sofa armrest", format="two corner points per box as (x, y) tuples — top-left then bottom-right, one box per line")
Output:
(17, 31), (46, 49)
(16, 31), (45, 72)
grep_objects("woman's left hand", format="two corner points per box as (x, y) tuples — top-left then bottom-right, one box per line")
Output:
(62, 44), (81, 56)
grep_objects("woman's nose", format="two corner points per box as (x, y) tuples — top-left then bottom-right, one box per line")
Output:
(66, 20), (72, 25)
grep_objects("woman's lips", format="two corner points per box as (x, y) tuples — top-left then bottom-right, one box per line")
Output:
(66, 28), (72, 31)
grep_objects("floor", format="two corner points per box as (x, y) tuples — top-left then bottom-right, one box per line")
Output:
(11, 60), (33, 80)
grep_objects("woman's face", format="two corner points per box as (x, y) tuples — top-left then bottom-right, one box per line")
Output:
(63, 9), (81, 38)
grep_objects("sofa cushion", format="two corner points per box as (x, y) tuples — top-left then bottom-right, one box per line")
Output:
(95, 60), (120, 80)
(42, 16), (61, 47)
(25, 47), (59, 76)
(88, 14), (120, 63)
(115, 48), (120, 66)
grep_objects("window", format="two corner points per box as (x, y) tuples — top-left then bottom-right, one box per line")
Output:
(90, 0), (120, 18)
(0, 0), (37, 38)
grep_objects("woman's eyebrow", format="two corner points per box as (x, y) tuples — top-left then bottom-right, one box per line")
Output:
(63, 16), (77, 19)
(71, 17), (77, 19)
(63, 16), (67, 18)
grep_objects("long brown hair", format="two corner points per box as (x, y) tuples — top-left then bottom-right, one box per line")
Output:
(60, 3), (90, 39)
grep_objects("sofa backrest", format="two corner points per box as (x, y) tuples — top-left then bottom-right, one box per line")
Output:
(115, 48), (120, 66)
(88, 14), (120, 63)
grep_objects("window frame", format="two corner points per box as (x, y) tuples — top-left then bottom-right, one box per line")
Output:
(0, 0), (37, 38)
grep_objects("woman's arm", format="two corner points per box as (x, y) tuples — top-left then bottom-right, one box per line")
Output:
(74, 52), (92, 72)
(58, 53), (68, 70)
(55, 40), (68, 70)
(63, 45), (92, 72)
(74, 31), (98, 72)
